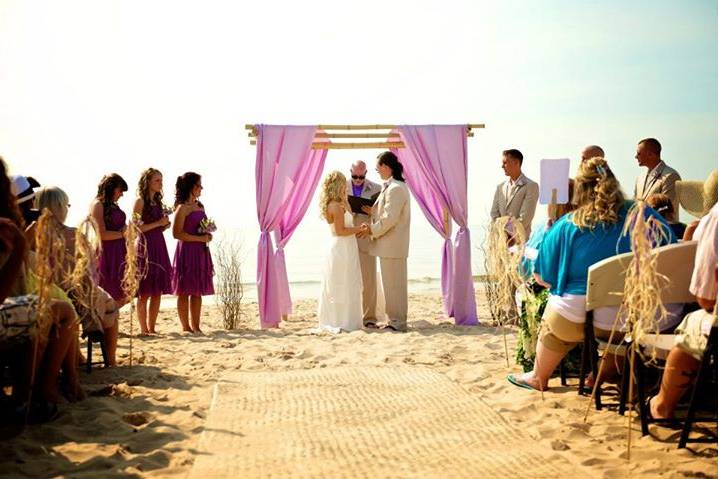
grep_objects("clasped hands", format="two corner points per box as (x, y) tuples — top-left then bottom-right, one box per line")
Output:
(356, 224), (371, 239)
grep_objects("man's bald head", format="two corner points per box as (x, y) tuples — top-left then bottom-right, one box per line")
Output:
(581, 145), (605, 162)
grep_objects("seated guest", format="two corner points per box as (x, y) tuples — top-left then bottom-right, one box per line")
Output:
(26, 186), (119, 366)
(0, 160), (82, 419)
(678, 170), (718, 241)
(490, 149), (539, 238)
(646, 193), (687, 239)
(634, 138), (682, 217)
(508, 157), (676, 391)
(649, 196), (718, 419)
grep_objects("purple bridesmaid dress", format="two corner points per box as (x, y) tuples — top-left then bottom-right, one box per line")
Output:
(98, 204), (127, 301)
(171, 209), (214, 296)
(137, 203), (173, 297)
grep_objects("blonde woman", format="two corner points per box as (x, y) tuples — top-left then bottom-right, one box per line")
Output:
(508, 157), (677, 391)
(317, 171), (363, 332)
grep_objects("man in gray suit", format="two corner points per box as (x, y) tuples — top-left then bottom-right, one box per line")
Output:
(347, 161), (382, 327)
(490, 149), (539, 238)
(358, 152), (411, 332)
(634, 138), (681, 215)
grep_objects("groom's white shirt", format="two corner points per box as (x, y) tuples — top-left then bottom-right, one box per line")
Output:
(368, 179), (411, 259)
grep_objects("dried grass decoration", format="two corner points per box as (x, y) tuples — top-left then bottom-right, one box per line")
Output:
(29, 209), (70, 421)
(485, 216), (528, 366)
(583, 201), (670, 461)
(121, 213), (148, 367)
(214, 236), (244, 330)
(68, 217), (103, 333)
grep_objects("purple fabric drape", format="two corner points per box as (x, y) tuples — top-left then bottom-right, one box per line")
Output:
(255, 125), (327, 328)
(393, 125), (478, 326)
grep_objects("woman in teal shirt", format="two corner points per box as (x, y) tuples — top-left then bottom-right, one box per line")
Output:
(509, 157), (676, 391)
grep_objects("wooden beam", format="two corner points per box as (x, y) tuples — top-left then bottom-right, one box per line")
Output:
(249, 140), (405, 149)
(246, 123), (485, 131)
(247, 131), (473, 139)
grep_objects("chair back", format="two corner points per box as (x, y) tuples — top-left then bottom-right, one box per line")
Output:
(586, 241), (698, 312)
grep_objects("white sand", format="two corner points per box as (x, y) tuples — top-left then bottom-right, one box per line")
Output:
(0, 292), (716, 478)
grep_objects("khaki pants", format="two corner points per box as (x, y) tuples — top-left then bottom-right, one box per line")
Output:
(379, 257), (408, 331)
(359, 250), (377, 324)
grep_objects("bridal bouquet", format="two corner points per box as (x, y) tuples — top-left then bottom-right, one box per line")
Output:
(161, 204), (174, 216)
(198, 217), (217, 234)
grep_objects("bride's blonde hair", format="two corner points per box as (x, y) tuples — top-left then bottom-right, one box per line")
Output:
(319, 171), (347, 221)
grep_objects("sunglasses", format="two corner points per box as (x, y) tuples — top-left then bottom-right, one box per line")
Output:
(351, 175), (365, 180)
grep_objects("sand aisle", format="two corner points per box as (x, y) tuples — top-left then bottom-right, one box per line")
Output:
(189, 366), (576, 478)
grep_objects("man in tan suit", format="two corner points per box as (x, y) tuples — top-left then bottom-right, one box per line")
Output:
(490, 149), (539, 238)
(634, 138), (681, 216)
(358, 152), (410, 332)
(347, 160), (382, 327)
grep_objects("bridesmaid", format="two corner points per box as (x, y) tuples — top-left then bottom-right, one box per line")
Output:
(90, 174), (128, 305)
(172, 172), (213, 333)
(134, 168), (172, 335)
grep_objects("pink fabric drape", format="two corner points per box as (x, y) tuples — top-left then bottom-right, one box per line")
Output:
(393, 125), (478, 326)
(255, 125), (327, 328)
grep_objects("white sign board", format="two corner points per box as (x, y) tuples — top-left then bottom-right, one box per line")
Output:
(539, 158), (571, 204)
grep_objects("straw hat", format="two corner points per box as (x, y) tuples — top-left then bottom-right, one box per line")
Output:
(676, 170), (718, 218)
(10, 175), (40, 205)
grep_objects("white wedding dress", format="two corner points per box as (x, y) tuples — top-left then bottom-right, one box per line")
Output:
(317, 210), (363, 333)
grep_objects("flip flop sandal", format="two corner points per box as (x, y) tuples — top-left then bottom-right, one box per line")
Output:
(507, 374), (542, 391)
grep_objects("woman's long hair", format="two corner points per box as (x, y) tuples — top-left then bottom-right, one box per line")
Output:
(572, 157), (625, 229)
(175, 172), (202, 208)
(377, 151), (405, 182)
(0, 157), (25, 228)
(319, 171), (347, 221)
(96, 173), (128, 225)
(35, 186), (70, 224)
(138, 168), (163, 221)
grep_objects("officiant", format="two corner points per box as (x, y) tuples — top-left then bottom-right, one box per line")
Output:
(347, 160), (382, 327)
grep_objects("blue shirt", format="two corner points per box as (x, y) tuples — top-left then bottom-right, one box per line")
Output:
(352, 183), (364, 197)
(535, 201), (676, 296)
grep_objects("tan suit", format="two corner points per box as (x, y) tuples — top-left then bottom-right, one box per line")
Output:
(347, 179), (382, 324)
(368, 179), (411, 331)
(634, 161), (681, 217)
(490, 173), (539, 238)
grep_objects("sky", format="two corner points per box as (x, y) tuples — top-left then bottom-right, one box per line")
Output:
(1, 0), (717, 284)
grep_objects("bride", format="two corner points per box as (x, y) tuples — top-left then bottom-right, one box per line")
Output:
(317, 171), (363, 332)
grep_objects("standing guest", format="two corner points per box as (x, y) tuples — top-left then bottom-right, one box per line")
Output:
(133, 168), (172, 335)
(634, 138), (681, 214)
(677, 170), (718, 241)
(90, 174), (128, 305)
(507, 158), (676, 391)
(10, 173), (41, 225)
(172, 172), (213, 334)
(490, 149), (539, 238)
(580, 145), (605, 163)
(347, 160), (382, 328)
(646, 193), (688, 239)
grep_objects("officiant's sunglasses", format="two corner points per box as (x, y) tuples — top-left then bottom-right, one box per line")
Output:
(351, 175), (365, 180)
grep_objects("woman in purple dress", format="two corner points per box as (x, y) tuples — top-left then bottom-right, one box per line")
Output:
(90, 174), (128, 305)
(172, 172), (213, 333)
(133, 168), (172, 335)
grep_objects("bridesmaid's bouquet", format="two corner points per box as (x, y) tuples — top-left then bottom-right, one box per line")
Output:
(198, 217), (217, 234)
(161, 204), (174, 217)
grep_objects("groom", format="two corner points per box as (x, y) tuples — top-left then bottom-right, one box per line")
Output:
(358, 151), (411, 332)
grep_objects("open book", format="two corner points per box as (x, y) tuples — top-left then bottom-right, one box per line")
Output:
(347, 193), (380, 215)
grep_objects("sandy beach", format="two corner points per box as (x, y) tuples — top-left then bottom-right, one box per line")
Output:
(1, 291), (716, 478)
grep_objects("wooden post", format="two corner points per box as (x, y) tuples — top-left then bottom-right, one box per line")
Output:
(442, 207), (450, 236)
